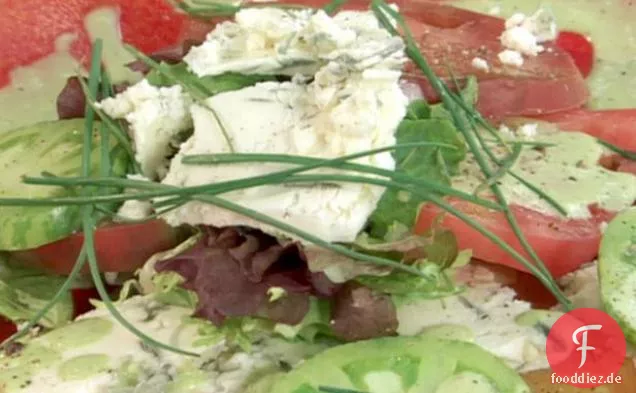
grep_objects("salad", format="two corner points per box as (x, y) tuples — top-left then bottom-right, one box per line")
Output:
(0, 0), (635, 392)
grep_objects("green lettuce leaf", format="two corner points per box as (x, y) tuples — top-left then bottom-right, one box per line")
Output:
(0, 254), (73, 328)
(274, 298), (334, 343)
(356, 261), (464, 307)
(151, 271), (198, 309)
(366, 115), (466, 236)
(366, 77), (477, 237)
(146, 62), (275, 96)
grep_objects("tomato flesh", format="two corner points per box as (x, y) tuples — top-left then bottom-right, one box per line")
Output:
(416, 199), (615, 278)
(399, 1), (588, 120)
(11, 220), (182, 275)
(555, 31), (595, 78)
(530, 108), (636, 151)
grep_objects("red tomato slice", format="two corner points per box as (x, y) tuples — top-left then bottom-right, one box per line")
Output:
(555, 31), (595, 78)
(0, 0), (212, 88)
(397, 2), (588, 120)
(530, 108), (636, 151)
(415, 199), (615, 278)
(11, 220), (182, 275)
(0, 318), (17, 343)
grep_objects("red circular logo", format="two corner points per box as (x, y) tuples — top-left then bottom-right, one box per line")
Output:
(546, 308), (626, 388)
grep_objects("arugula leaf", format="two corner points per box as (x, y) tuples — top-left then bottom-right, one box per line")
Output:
(366, 113), (467, 237)
(0, 254), (73, 328)
(146, 62), (275, 96)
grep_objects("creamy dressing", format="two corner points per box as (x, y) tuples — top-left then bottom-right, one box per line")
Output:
(453, 0), (636, 109)
(84, 7), (141, 84)
(0, 34), (80, 133)
(0, 7), (141, 133)
(453, 126), (636, 218)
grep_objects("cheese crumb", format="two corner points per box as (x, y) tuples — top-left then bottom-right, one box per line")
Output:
(498, 8), (558, 67)
(184, 8), (405, 78)
(517, 123), (538, 139)
(498, 49), (524, 67)
(488, 5), (501, 15)
(471, 57), (490, 72)
(97, 80), (193, 180)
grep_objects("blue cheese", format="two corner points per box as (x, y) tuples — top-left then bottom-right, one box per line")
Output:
(161, 63), (408, 243)
(183, 8), (405, 77)
(97, 80), (193, 180)
(161, 8), (408, 243)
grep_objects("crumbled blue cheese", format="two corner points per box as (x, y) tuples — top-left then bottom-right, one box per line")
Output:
(497, 49), (524, 67)
(183, 7), (405, 77)
(162, 65), (407, 243)
(161, 8), (408, 244)
(498, 8), (558, 67)
(97, 80), (193, 180)
(471, 56), (490, 72)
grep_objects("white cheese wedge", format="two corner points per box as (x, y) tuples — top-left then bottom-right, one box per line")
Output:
(161, 62), (408, 243)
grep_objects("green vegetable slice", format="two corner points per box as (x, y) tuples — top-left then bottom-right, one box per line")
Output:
(599, 207), (636, 344)
(0, 118), (129, 250)
(267, 334), (530, 393)
(0, 253), (73, 327)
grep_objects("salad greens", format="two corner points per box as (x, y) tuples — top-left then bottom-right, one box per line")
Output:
(367, 98), (468, 238)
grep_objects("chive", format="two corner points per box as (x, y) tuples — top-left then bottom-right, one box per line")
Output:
(0, 247), (88, 349)
(190, 193), (428, 276)
(99, 68), (113, 177)
(473, 143), (523, 195)
(323, 0), (348, 14)
(319, 387), (368, 393)
(182, 149), (502, 210)
(371, 0), (571, 308)
(598, 139), (636, 161)
(83, 39), (103, 174)
(17, 141), (501, 211)
(77, 77), (140, 173)
(81, 208), (200, 357)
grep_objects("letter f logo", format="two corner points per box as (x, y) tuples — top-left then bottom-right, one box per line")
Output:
(572, 324), (603, 368)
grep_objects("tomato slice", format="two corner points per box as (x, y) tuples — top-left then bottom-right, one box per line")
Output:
(530, 108), (636, 151)
(415, 199), (615, 278)
(555, 31), (595, 78)
(397, 1), (588, 120)
(11, 220), (183, 275)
